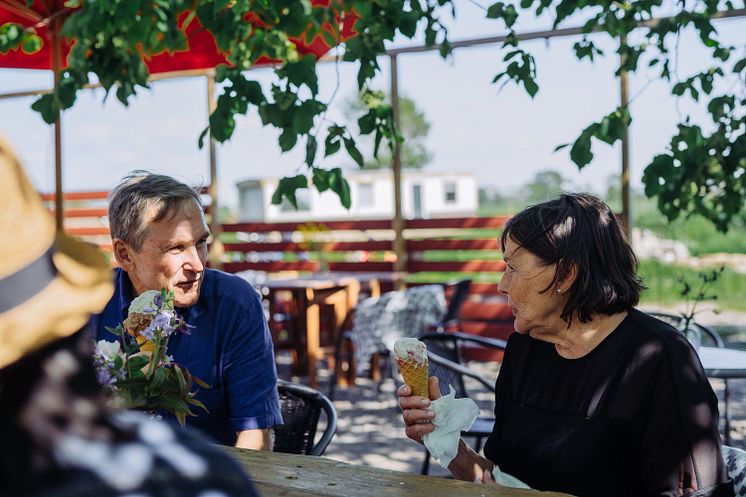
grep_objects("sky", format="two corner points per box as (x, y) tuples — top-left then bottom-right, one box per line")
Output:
(1, 2), (745, 209)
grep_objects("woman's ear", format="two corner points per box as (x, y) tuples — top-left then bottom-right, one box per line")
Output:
(112, 239), (134, 271)
(558, 264), (578, 294)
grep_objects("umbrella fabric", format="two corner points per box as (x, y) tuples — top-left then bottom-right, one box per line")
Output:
(0, 1), (354, 73)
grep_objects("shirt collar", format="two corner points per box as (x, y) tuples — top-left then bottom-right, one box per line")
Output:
(114, 267), (136, 317)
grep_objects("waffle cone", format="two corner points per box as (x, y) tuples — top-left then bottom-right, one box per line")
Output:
(124, 312), (153, 337)
(397, 358), (430, 398)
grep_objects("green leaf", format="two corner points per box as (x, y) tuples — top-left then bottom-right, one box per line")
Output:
(279, 129), (298, 152)
(197, 126), (210, 149)
(358, 112), (376, 134)
(305, 134), (318, 167)
(30, 94), (58, 124)
(272, 174), (308, 207)
(174, 365), (188, 392)
(186, 397), (208, 411)
(312, 167), (332, 192)
(734, 58), (746, 73)
(21, 34), (42, 54)
(569, 124), (598, 168)
(128, 355), (150, 371)
(330, 169), (352, 209)
(325, 136), (341, 157)
(193, 376), (211, 389)
(399, 11), (419, 38)
(277, 55), (319, 95)
(151, 367), (167, 389)
(343, 137), (364, 167)
(523, 77), (539, 97)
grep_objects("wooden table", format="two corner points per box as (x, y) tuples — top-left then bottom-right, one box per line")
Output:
(264, 272), (404, 387)
(227, 449), (573, 497)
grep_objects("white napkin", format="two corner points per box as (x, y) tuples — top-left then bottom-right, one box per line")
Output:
(490, 466), (530, 488)
(421, 386), (531, 489)
(422, 386), (480, 468)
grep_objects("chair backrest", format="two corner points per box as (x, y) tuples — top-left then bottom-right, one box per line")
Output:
(441, 279), (472, 325)
(274, 380), (338, 456)
(648, 311), (725, 348)
(722, 445), (746, 495)
(418, 332), (505, 399)
(349, 284), (446, 373)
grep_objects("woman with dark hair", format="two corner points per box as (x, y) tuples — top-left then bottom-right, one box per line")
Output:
(399, 193), (733, 496)
(0, 135), (259, 497)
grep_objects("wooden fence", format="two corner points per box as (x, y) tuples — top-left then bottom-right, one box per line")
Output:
(45, 190), (516, 342)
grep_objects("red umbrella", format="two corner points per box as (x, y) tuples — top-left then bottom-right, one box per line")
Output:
(0, 0), (354, 229)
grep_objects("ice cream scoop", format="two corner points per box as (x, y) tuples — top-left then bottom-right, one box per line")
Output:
(394, 337), (429, 398)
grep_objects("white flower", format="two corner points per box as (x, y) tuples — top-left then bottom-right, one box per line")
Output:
(95, 340), (123, 363)
(128, 290), (162, 315)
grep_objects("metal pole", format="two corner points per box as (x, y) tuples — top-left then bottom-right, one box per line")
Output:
(206, 70), (223, 269)
(619, 35), (632, 238)
(390, 54), (406, 285)
(51, 16), (63, 232)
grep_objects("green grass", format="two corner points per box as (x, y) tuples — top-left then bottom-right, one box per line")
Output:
(406, 271), (501, 284)
(421, 250), (502, 261)
(639, 259), (746, 312)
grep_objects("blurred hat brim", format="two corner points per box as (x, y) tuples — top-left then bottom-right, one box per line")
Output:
(0, 232), (113, 369)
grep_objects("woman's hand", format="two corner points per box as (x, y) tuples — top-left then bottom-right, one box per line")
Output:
(397, 376), (441, 444)
(476, 468), (496, 485)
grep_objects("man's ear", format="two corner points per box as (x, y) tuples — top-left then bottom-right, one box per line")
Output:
(112, 239), (135, 271)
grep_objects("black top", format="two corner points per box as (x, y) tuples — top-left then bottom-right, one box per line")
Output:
(483, 308), (734, 497)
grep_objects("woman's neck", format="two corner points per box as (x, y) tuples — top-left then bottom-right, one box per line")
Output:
(552, 311), (629, 359)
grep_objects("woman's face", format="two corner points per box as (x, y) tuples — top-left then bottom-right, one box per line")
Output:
(498, 236), (568, 338)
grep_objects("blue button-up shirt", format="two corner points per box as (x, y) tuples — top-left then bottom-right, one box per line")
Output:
(92, 268), (282, 445)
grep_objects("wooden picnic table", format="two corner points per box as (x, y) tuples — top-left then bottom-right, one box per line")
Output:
(264, 272), (405, 387)
(227, 448), (573, 497)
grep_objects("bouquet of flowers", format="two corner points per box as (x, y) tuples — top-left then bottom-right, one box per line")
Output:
(94, 289), (209, 425)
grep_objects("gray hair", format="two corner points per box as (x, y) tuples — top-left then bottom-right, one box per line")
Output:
(108, 171), (204, 251)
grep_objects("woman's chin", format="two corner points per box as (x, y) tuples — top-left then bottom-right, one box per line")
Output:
(512, 319), (529, 335)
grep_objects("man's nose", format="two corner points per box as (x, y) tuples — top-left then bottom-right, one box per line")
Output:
(183, 245), (205, 272)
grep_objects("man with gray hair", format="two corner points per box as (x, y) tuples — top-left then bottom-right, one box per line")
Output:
(93, 171), (282, 449)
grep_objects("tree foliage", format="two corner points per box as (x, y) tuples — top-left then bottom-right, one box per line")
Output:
(344, 89), (432, 169)
(524, 169), (567, 203)
(1, 0), (744, 228)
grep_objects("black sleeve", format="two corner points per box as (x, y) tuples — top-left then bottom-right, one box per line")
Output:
(639, 337), (733, 497)
(483, 333), (518, 464)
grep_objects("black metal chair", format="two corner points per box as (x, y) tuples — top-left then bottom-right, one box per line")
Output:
(328, 281), (473, 400)
(431, 279), (472, 332)
(274, 380), (338, 456)
(647, 311), (726, 347)
(416, 331), (507, 475)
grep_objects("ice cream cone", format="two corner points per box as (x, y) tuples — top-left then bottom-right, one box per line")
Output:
(396, 357), (430, 398)
(124, 312), (154, 336)
(394, 337), (430, 399)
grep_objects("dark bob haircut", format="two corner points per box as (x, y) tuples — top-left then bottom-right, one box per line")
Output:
(500, 192), (644, 323)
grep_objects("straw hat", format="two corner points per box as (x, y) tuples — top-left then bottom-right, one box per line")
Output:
(0, 135), (113, 369)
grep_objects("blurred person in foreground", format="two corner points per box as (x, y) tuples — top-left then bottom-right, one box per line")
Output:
(399, 193), (733, 496)
(92, 171), (281, 449)
(0, 137), (259, 496)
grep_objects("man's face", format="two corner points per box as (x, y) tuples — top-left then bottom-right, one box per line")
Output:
(117, 199), (209, 308)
